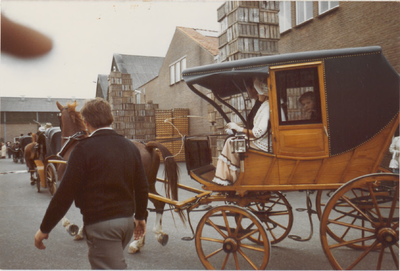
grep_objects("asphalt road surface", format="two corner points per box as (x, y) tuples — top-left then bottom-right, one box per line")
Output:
(0, 157), (396, 270)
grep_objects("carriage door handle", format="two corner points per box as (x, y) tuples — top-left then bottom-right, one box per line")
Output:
(324, 126), (329, 138)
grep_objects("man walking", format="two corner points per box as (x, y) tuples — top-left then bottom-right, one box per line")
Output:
(34, 98), (149, 269)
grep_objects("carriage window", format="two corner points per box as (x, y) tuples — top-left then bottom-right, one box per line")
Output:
(275, 67), (322, 125)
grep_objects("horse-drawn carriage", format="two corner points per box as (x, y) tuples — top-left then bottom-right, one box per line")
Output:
(26, 127), (62, 195)
(52, 46), (398, 270)
(9, 135), (32, 163)
(141, 46), (399, 270)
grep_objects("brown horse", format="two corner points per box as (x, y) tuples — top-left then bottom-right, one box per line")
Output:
(56, 101), (181, 251)
(24, 133), (39, 185)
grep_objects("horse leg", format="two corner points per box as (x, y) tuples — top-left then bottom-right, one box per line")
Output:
(151, 199), (169, 246)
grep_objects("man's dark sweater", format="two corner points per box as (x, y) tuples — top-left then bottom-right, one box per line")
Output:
(40, 129), (149, 233)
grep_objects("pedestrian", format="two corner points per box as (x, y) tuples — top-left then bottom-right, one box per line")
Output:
(6, 141), (12, 158)
(34, 98), (149, 269)
(389, 135), (400, 174)
(1, 142), (6, 158)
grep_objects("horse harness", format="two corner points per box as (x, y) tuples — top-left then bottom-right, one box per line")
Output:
(56, 131), (87, 160)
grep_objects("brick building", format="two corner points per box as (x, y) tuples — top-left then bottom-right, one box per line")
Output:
(277, 1), (399, 73)
(142, 27), (219, 136)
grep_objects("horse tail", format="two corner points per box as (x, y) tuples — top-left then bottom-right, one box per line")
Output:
(145, 141), (186, 224)
(146, 141), (179, 200)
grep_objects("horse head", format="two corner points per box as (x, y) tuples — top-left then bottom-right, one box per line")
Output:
(56, 101), (88, 143)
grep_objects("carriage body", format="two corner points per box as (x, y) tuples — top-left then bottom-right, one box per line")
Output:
(179, 46), (399, 270)
(183, 46), (399, 192)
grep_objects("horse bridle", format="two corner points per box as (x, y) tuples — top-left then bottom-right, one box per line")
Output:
(57, 106), (87, 160)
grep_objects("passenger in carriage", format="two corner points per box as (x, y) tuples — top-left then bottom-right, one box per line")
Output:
(299, 91), (319, 120)
(212, 77), (279, 186)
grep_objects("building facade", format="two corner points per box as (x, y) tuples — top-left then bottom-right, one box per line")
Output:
(0, 97), (86, 143)
(142, 27), (219, 136)
(278, 1), (399, 73)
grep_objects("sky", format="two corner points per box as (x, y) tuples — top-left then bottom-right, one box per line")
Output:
(1, 0), (223, 99)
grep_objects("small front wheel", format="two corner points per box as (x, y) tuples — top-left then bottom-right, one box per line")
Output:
(195, 205), (270, 270)
(35, 169), (41, 193)
(46, 163), (58, 196)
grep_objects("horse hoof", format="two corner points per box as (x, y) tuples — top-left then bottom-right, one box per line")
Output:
(30, 181), (35, 186)
(157, 233), (169, 246)
(128, 239), (144, 254)
(73, 234), (84, 241)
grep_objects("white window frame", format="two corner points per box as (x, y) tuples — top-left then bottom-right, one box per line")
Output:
(169, 56), (187, 86)
(318, 1), (339, 15)
(279, 1), (292, 33)
(296, 1), (313, 25)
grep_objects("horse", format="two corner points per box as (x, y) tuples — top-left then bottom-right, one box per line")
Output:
(24, 133), (39, 185)
(55, 101), (182, 252)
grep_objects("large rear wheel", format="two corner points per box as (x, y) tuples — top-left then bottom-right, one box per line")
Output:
(320, 173), (399, 270)
(195, 205), (270, 270)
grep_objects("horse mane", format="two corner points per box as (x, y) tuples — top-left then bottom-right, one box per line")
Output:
(67, 101), (87, 133)
(31, 133), (37, 143)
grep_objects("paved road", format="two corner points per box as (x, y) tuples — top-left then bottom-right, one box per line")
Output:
(0, 157), (395, 270)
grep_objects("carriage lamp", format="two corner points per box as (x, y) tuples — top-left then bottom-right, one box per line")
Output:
(230, 132), (247, 172)
(230, 132), (247, 154)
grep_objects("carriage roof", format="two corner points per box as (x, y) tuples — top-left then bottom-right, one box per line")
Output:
(183, 46), (399, 156)
(45, 127), (61, 156)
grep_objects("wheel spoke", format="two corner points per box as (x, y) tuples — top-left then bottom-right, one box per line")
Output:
(233, 251), (240, 270)
(389, 245), (399, 269)
(387, 183), (399, 226)
(222, 210), (232, 236)
(240, 243), (266, 252)
(367, 183), (384, 224)
(341, 195), (375, 225)
(376, 246), (385, 270)
(221, 252), (230, 270)
(329, 235), (376, 249)
(206, 218), (228, 239)
(238, 248), (258, 269)
(327, 219), (375, 233)
(200, 236), (224, 243)
(205, 247), (223, 259)
(346, 240), (379, 270)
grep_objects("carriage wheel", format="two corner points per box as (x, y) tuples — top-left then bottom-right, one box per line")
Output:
(46, 163), (58, 196)
(35, 169), (41, 193)
(246, 191), (293, 245)
(320, 173), (399, 270)
(316, 190), (333, 219)
(316, 189), (374, 250)
(195, 205), (270, 270)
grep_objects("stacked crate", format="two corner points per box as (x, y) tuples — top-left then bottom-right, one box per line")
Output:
(155, 108), (189, 162)
(209, 1), (280, 165)
(217, 1), (280, 62)
(109, 71), (157, 141)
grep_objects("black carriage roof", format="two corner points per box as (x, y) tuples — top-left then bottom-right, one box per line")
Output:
(183, 46), (400, 156)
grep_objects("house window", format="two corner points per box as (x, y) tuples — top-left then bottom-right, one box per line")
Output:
(279, 1), (292, 33)
(169, 57), (187, 85)
(319, 1), (339, 14)
(296, 1), (313, 25)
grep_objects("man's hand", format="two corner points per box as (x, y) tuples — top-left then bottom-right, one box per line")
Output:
(34, 229), (49, 249)
(133, 219), (146, 240)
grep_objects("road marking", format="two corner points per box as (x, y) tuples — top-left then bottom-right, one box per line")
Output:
(0, 170), (28, 175)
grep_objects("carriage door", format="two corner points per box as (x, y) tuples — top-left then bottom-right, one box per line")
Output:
(269, 62), (329, 158)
